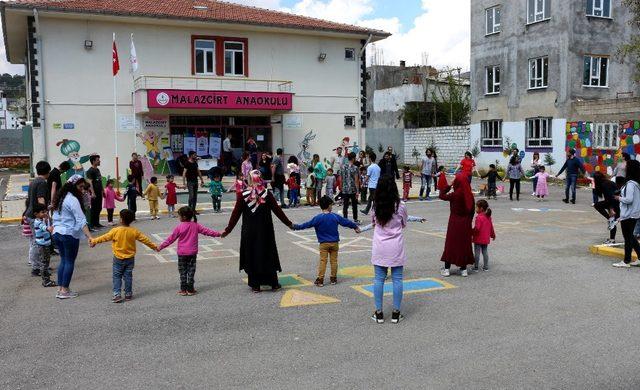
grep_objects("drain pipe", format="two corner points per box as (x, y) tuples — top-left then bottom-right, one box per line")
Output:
(33, 8), (47, 161)
(358, 34), (373, 151)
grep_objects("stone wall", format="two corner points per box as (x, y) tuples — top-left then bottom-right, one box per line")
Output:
(404, 126), (470, 168)
(365, 128), (405, 162)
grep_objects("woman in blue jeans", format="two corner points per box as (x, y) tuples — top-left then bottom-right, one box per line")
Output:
(361, 176), (424, 324)
(52, 175), (93, 299)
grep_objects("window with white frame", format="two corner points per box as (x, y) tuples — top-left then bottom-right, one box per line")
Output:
(486, 65), (500, 94)
(587, 0), (611, 18)
(527, 0), (550, 24)
(486, 6), (501, 35)
(529, 56), (548, 89)
(481, 120), (503, 147)
(224, 41), (245, 76)
(583, 55), (609, 87)
(194, 40), (215, 75)
(526, 117), (553, 148)
(344, 116), (356, 128)
(593, 122), (620, 149)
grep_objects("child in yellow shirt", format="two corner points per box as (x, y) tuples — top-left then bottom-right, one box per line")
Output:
(143, 176), (163, 220)
(90, 209), (158, 303)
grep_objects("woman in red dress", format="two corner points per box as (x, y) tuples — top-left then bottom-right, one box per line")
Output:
(439, 173), (475, 277)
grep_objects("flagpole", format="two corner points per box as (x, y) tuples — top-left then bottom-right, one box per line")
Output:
(131, 33), (137, 154)
(113, 32), (120, 192)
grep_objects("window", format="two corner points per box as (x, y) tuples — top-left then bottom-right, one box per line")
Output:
(345, 48), (356, 61)
(481, 120), (503, 147)
(486, 6), (501, 35)
(587, 0), (611, 18)
(529, 56), (548, 89)
(486, 66), (500, 94)
(344, 116), (356, 128)
(224, 42), (244, 76)
(194, 40), (215, 75)
(593, 122), (620, 149)
(526, 117), (553, 148)
(527, 0), (550, 24)
(583, 55), (609, 87)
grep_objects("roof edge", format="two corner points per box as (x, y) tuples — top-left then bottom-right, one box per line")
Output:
(2, 2), (391, 38)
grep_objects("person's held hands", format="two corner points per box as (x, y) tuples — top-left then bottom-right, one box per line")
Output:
(355, 227), (361, 234)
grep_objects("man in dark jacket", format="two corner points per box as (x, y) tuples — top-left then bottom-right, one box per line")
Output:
(379, 151), (399, 179)
(556, 149), (586, 204)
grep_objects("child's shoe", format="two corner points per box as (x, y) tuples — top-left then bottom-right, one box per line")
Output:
(461, 269), (469, 277)
(112, 295), (123, 303)
(186, 290), (197, 296)
(177, 290), (188, 296)
(42, 279), (57, 288)
(271, 284), (282, 292)
(391, 310), (404, 324)
(440, 268), (450, 277)
(371, 310), (384, 324)
(483, 266), (489, 271)
(125, 294), (133, 301)
(31, 269), (41, 277)
(314, 278), (324, 287)
(330, 277), (337, 285)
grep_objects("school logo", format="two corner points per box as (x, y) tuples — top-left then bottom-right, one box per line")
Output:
(155, 92), (170, 106)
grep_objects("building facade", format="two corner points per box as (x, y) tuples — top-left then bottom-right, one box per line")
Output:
(471, 0), (640, 173)
(2, 0), (388, 177)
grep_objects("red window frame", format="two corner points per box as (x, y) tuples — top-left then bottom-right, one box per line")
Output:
(191, 35), (249, 77)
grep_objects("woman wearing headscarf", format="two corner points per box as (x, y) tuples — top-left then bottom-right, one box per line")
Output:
(439, 173), (475, 277)
(52, 174), (94, 299)
(222, 170), (293, 292)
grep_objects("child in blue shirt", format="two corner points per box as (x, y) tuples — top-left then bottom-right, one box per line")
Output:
(205, 174), (226, 213)
(122, 175), (141, 220)
(32, 203), (57, 287)
(293, 196), (360, 286)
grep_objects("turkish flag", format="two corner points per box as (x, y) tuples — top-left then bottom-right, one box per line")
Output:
(112, 37), (120, 76)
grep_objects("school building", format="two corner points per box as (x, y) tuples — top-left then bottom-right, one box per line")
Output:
(1, 0), (389, 178)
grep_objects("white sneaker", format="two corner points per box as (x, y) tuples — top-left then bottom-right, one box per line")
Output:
(607, 218), (618, 231)
(613, 261), (631, 268)
(461, 269), (468, 277)
(440, 268), (450, 277)
(603, 239), (616, 245)
(630, 260), (640, 267)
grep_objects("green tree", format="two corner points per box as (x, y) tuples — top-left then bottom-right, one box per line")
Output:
(431, 72), (471, 126)
(0, 74), (25, 99)
(619, 0), (640, 81)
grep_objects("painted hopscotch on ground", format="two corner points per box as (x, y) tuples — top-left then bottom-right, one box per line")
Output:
(142, 232), (239, 263)
(287, 230), (372, 255)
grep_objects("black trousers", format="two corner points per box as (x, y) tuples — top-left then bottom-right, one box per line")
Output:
(187, 180), (198, 212)
(342, 193), (358, 221)
(177, 255), (197, 292)
(594, 201), (619, 240)
(90, 194), (103, 227)
(363, 189), (376, 214)
(509, 179), (521, 200)
(107, 208), (115, 223)
(444, 262), (467, 271)
(621, 218), (640, 264)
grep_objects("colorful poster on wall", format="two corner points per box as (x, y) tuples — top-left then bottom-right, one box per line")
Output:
(196, 135), (209, 156)
(183, 136), (196, 155)
(209, 135), (221, 158)
(161, 146), (173, 161)
(171, 133), (183, 152)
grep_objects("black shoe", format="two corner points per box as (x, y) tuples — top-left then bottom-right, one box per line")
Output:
(391, 310), (404, 324)
(562, 199), (569, 203)
(360, 209), (369, 215)
(31, 269), (41, 277)
(272, 284), (282, 291)
(371, 310), (384, 324)
(95, 224), (106, 228)
(42, 279), (57, 287)
(571, 199), (576, 204)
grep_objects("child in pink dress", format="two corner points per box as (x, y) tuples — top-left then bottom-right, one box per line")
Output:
(531, 166), (550, 201)
(103, 179), (124, 226)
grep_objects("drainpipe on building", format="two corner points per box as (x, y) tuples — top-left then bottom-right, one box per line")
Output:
(33, 8), (47, 161)
(358, 34), (373, 150)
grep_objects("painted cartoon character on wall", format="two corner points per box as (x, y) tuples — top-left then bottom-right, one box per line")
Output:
(137, 131), (160, 163)
(297, 130), (316, 169)
(56, 139), (91, 176)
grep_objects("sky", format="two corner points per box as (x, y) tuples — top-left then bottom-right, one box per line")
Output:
(0, 0), (470, 75)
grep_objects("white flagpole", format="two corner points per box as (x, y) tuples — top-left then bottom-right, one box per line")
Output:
(113, 32), (120, 188)
(130, 33), (137, 153)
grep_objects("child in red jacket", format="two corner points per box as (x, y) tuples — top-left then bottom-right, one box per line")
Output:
(472, 199), (495, 271)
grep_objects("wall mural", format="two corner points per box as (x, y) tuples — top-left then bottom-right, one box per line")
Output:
(296, 130), (316, 169)
(56, 139), (92, 177)
(565, 120), (640, 174)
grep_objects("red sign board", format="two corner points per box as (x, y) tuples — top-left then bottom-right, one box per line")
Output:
(147, 89), (293, 111)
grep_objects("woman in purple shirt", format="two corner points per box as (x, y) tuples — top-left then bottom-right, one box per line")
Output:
(361, 176), (424, 324)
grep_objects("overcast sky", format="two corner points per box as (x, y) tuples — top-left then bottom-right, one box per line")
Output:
(0, 0), (470, 75)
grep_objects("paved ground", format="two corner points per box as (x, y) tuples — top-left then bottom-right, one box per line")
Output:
(1, 184), (640, 389)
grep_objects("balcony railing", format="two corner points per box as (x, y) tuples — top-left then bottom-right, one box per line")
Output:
(134, 75), (293, 93)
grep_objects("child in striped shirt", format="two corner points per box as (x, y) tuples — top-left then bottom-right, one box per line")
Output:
(32, 203), (57, 287)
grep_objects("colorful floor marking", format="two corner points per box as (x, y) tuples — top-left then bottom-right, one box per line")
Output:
(338, 265), (374, 279)
(590, 244), (636, 261)
(144, 233), (238, 263)
(287, 231), (372, 254)
(242, 274), (313, 288)
(511, 208), (586, 213)
(280, 289), (340, 308)
(352, 278), (456, 297)
(411, 229), (446, 239)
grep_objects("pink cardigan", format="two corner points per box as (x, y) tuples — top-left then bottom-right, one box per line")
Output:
(103, 187), (124, 209)
(159, 221), (222, 256)
(472, 212), (496, 245)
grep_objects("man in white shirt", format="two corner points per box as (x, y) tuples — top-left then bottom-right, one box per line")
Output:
(419, 149), (435, 200)
(223, 134), (233, 176)
(360, 152), (381, 216)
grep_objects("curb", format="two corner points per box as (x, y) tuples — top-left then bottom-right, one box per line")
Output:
(589, 244), (637, 261)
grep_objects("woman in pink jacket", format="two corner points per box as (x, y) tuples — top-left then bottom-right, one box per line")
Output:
(360, 176), (424, 324)
(472, 199), (496, 271)
(158, 206), (222, 295)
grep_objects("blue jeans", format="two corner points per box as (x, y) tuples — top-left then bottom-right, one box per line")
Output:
(420, 174), (432, 198)
(565, 174), (578, 201)
(289, 189), (299, 206)
(113, 257), (135, 296)
(532, 176), (538, 193)
(53, 233), (79, 288)
(373, 265), (403, 311)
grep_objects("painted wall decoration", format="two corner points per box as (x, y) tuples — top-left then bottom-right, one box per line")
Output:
(296, 130), (316, 168)
(564, 121), (640, 174)
(56, 139), (92, 177)
(137, 130), (161, 162)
